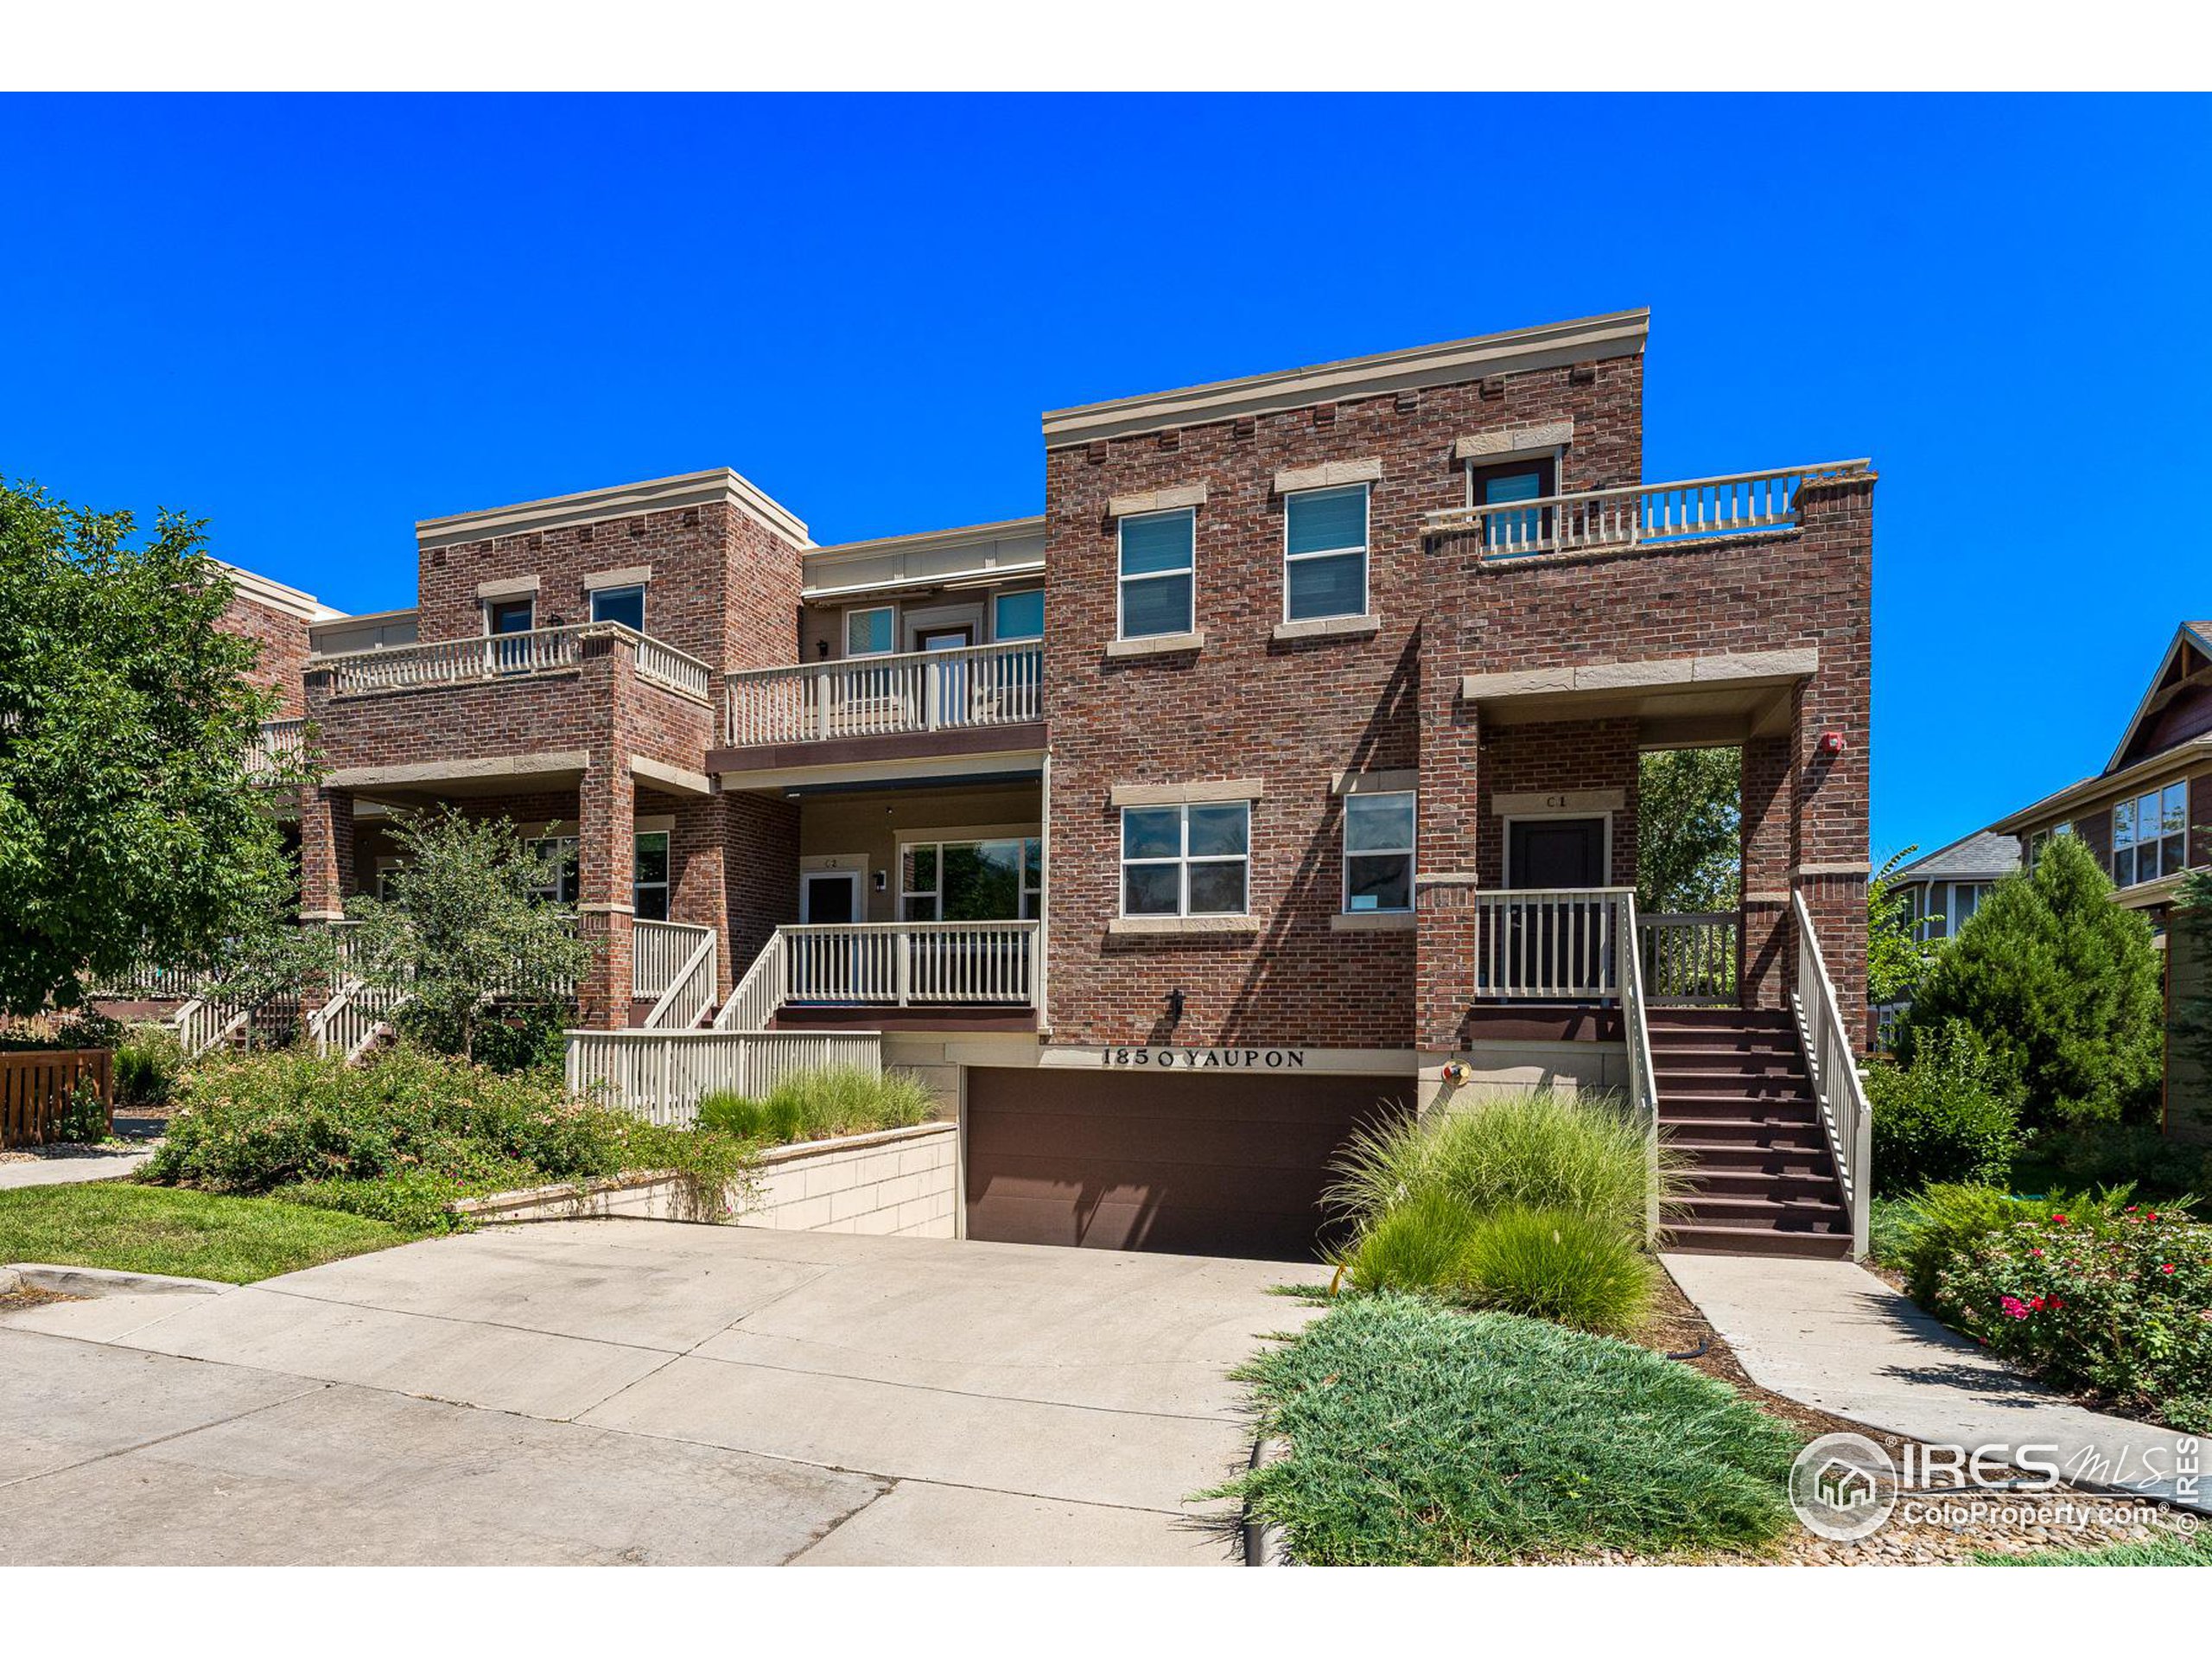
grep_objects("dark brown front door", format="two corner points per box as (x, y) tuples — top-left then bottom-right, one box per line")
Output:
(963, 1068), (1408, 1261)
(1508, 817), (1607, 888)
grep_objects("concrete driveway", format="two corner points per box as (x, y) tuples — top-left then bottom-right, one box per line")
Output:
(0, 1221), (1323, 1565)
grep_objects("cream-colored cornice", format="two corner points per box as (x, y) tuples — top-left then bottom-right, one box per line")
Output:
(416, 468), (810, 553)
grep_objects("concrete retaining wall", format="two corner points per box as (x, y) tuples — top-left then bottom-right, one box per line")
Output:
(453, 1121), (959, 1239)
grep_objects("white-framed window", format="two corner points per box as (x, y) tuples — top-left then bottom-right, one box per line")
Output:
(1342, 791), (1415, 912)
(845, 605), (895, 658)
(2113, 780), (2188, 887)
(2027, 822), (2074, 872)
(590, 583), (645, 632)
(899, 837), (1041, 921)
(1121, 802), (1249, 917)
(993, 588), (1045, 642)
(525, 836), (579, 906)
(632, 830), (670, 921)
(1283, 484), (1369, 622)
(1117, 508), (1195, 640)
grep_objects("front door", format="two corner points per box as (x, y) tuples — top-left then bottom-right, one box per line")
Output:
(800, 870), (860, 925)
(1508, 817), (1607, 888)
(918, 625), (976, 726)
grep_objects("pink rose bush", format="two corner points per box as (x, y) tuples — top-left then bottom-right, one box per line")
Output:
(1930, 1201), (2212, 1433)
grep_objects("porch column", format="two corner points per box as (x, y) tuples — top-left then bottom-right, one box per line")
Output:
(576, 760), (633, 1030)
(297, 784), (354, 922)
(1738, 730), (1794, 1012)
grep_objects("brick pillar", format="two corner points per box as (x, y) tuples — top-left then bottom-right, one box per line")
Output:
(1738, 730), (1793, 1012)
(1416, 598), (1484, 1073)
(669, 792), (730, 998)
(577, 759), (634, 1030)
(298, 784), (354, 922)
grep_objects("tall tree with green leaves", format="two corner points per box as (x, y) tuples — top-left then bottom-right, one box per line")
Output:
(344, 809), (594, 1061)
(1895, 833), (2163, 1129)
(0, 480), (301, 1017)
(1866, 846), (1934, 1005)
(1636, 747), (1741, 912)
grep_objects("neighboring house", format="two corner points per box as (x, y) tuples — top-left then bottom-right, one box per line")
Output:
(1991, 620), (2212, 1143)
(147, 307), (1876, 1259)
(1892, 829), (2021, 944)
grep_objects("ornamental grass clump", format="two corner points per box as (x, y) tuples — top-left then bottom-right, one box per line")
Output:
(1927, 1200), (2212, 1433)
(1211, 1294), (1799, 1565)
(695, 1065), (935, 1146)
(1459, 1205), (1655, 1335)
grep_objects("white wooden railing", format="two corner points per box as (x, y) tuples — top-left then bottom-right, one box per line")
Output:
(1473, 888), (1631, 1000)
(247, 718), (307, 778)
(1790, 890), (1872, 1260)
(565, 1029), (884, 1127)
(312, 624), (710, 702)
(632, 919), (707, 1000)
(308, 982), (411, 1063)
(88, 961), (216, 1001)
(639, 924), (717, 1031)
(1618, 892), (1663, 1246)
(1423, 461), (1872, 561)
(175, 993), (253, 1058)
(784, 921), (1039, 1007)
(726, 640), (1044, 747)
(715, 931), (789, 1033)
(1637, 912), (1740, 1005)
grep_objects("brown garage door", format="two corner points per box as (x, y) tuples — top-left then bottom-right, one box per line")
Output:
(963, 1067), (1408, 1261)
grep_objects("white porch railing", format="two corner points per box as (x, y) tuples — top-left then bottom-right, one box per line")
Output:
(1618, 892), (1662, 1246)
(247, 718), (307, 778)
(1472, 888), (1631, 1000)
(632, 919), (709, 1001)
(566, 1029), (884, 1127)
(175, 993), (253, 1059)
(312, 623), (710, 702)
(1637, 912), (1740, 1005)
(308, 982), (411, 1063)
(726, 640), (1045, 747)
(784, 921), (1039, 1007)
(639, 924), (718, 1031)
(715, 932), (788, 1033)
(1423, 461), (1872, 561)
(1790, 890), (1872, 1260)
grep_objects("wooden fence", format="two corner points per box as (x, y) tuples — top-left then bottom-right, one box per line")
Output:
(0, 1049), (114, 1148)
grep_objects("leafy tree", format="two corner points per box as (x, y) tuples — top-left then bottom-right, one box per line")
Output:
(2169, 864), (2212, 1092)
(1894, 833), (2162, 1129)
(1636, 747), (1740, 912)
(345, 809), (593, 1062)
(1866, 846), (1934, 1006)
(0, 480), (302, 1017)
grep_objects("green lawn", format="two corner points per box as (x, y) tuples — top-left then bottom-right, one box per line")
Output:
(0, 1181), (416, 1284)
(1977, 1529), (2212, 1566)
(1213, 1293), (1802, 1565)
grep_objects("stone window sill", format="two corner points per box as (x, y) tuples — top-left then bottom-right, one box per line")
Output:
(1330, 911), (1415, 932)
(1273, 613), (1382, 643)
(1106, 630), (1206, 660)
(1109, 914), (1261, 938)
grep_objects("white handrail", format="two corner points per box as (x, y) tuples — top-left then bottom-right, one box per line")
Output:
(1423, 460), (1872, 559)
(642, 926), (718, 1031)
(726, 639), (1044, 747)
(1790, 889), (1872, 1259)
(1637, 911), (1740, 1005)
(565, 1028), (884, 1127)
(632, 919), (712, 1000)
(1472, 888), (1631, 1000)
(1618, 892), (1663, 1245)
(715, 932), (788, 1032)
(782, 920), (1039, 1007)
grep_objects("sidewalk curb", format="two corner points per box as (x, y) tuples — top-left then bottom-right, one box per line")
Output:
(1243, 1436), (1291, 1566)
(3, 1262), (236, 1299)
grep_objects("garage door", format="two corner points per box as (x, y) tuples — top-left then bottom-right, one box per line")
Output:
(963, 1067), (1409, 1261)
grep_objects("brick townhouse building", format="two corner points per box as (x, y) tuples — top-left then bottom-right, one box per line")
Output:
(184, 307), (1877, 1261)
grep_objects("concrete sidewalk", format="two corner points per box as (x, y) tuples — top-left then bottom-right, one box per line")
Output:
(1, 1221), (1322, 1564)
(0, 1147), (155, 1190)
(1663, 1252), (2206, 1514)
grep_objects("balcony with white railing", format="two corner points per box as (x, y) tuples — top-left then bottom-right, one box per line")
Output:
(1423, 461), (1871, 563)
(1470, 892), (1743, 1008)
(309, 623), (713, 704)
(715, 920), (1040, 1027)
(725, 640), (1045, 749)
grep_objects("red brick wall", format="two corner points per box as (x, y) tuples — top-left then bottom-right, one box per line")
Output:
(219, 590), (311, 718)
(1042, 360), (1643, 1049)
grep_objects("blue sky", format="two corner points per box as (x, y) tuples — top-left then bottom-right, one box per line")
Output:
(3, 94), (2206, 857)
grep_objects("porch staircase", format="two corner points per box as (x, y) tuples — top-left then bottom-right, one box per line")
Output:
(1649, 1007), (1853, 1259)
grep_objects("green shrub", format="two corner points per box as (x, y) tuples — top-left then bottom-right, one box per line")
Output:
(1460, 1205), (1655, 1334)
(1895, 833), (2163, 1130)
(113, 1021), (184, 1109)
(1867, 1020), (2024, 1195)
(1328, 1089), (1673, 1243)
(1211, 1295), (1800, 1564)
(1929, 1201), (2212, 1433)
(1888, 1181), (2145, 1304)
(2023, 1123), (2212, 1201)
(143, 1045), (753, 1210)
(1339, 1188), (1483, 1297)
(397, 1000), (570, 1075)
(695, 1065), (935, 1146)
